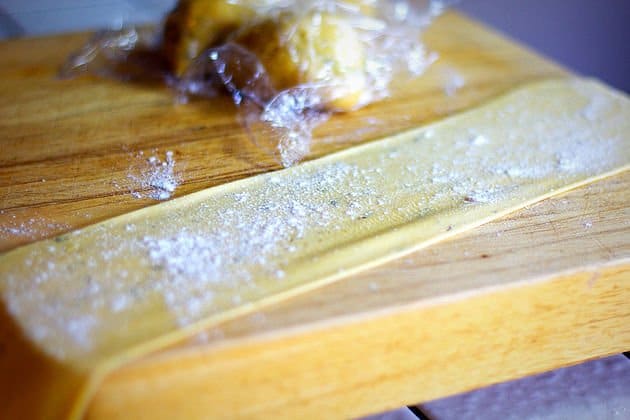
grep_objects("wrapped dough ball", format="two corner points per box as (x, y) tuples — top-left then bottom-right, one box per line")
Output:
(233, 11), (368, 111)
(163, 0), (282, 75)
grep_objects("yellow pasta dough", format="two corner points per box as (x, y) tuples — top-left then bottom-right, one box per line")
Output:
(233, 10), (368, 110)
(0, 78), (628, 419)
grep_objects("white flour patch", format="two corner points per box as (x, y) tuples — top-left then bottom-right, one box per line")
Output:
(127, 150), (179, 200)
(441, 67), (466, 97)
(0, 213), (69, 241)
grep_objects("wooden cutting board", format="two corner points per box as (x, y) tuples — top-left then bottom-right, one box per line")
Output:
(1, 11), (628, 419)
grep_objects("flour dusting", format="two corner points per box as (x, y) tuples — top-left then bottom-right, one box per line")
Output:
(140, 161), (388, 325)
(1, 79), (628, 362)
(0, 213), (69, 241)
(127, 150), (179, 200)
(441, 67), (466, 97)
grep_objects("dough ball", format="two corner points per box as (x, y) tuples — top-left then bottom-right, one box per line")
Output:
(163, 0), (281, 75)
(234, 10), (368, 111)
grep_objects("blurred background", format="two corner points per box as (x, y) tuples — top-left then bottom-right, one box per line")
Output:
(0, 0), (629, 92)
(1, 2), (629, 419)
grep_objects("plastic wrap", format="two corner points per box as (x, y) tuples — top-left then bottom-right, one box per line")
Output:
(62, 0), (449, 166)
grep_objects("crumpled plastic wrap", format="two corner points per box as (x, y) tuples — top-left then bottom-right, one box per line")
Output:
(62, 0), (449, 166)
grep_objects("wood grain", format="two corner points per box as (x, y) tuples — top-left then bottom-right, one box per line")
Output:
(89, 268), (630, 420)
(0, 12), (566, 252)
(88, 173), (630, 420)
(0, 10), (628, 420)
